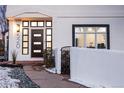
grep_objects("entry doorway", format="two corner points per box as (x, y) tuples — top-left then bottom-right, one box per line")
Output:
(31, 29), (43, 57)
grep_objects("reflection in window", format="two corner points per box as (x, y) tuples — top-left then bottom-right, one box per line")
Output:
(97, 34), (106, 49)
(86, 34), (95, 48)
(74, 25), (109, 49)
(75, 34), (84, 47)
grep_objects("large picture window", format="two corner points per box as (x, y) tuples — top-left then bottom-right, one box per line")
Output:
(72, 24), (110, 49)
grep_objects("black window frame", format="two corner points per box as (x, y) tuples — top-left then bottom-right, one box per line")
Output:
(30, 21), (44, 27)
(22, 28), (29, 55)
(22, 21), (29, 27)
(72, 24), (110, 49)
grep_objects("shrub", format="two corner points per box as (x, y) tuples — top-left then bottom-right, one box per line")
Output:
(11, 50), (18, 64)
(43, 49), (55, 68)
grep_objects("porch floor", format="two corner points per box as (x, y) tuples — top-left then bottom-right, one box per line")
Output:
(24, 66), (87, 88)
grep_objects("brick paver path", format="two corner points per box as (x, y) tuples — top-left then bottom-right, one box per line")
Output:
(24, 66), (87, 88)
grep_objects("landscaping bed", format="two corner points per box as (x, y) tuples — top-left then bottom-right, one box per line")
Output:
(0, 65), (40, 88)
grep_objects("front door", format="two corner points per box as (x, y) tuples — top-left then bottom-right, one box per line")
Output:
(31, 29), (43, 57)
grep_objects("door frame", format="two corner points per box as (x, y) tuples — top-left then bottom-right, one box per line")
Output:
(31, 29), (44, 58)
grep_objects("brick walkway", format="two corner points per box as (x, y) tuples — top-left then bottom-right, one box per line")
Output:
(24, 66), (87, 88)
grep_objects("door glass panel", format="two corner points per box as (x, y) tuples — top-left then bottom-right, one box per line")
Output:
(23, 42), (28, 47)
(86, 34), (95, 48)
(97, 34), (106, 49)
(34, 34), (41, 37)
(75, 33), (84, 47)
(47, 36), (51, 41)
(33, 50), (41, 53)
(23, 36), (28, 41)
(33, 42), (41, 45)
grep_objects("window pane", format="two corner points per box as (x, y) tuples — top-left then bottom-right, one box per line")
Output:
(46, 29), (52, 35)
(34, 34), (41, 37)
(86, 27), (95, 33)
(23, 36), (28, 41)
(97, 27), (106, 33)
(75, 27), (84, 33)
(97, 34), (106, 49)
(33, 50), (41, 53)
(23, 42), (28, 47)
(86, 34), (95, 48)
(22, 21), (29, 27)
(38, 22), (44, 27)
(23, 48), (28, 54)
(46, 21), (52, 27)
(23, 29), (28, 35)
(47, 42), (51, 47)
(75, 33), (84, 47)
(47, 36), (51, 41)
(31, 22), (37, 26)
(33, 42), (41, 45)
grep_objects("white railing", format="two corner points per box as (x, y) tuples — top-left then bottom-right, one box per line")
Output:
(70, 47), (124, 88)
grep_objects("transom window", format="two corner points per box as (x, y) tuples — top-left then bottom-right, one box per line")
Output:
(73, 24), (110, 49)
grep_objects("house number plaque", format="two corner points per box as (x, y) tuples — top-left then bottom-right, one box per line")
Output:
(16, 32), (20, 48)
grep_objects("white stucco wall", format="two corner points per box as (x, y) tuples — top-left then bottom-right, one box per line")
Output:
(6, 5), (124, 61)
(70, 47), (124, 87)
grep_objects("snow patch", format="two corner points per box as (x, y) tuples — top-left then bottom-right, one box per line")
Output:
(45, 68), (56, 74)
(0, 66), (20, 88)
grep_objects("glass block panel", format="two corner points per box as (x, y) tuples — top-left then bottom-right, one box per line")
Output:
(38, 22), (44, 27)
(31, 22), (37, 26)
(23, 48), (28, 54)
(22, 21), (29, 27)
(46, 21), (52, 27)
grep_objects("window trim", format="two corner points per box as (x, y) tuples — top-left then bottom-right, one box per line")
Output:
(30, 21), (44, 27)
(22, 21), (29, 27)
(22, 28), (29, 55)
(72, 24), (110, 49)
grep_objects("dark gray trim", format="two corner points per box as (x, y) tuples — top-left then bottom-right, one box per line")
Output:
(72, 24), (110, 49)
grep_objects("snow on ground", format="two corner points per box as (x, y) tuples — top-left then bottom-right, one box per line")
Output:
(0, 66), (20, 88)
(45, 67), (56, 74)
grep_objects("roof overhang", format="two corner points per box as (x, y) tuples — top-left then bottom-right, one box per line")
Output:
(7, 12), (52, 21)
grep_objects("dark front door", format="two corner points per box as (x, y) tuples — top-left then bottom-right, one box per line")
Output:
(31, 29), (43, 57)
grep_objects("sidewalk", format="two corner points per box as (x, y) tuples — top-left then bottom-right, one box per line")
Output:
(24, 66), (87, 88)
